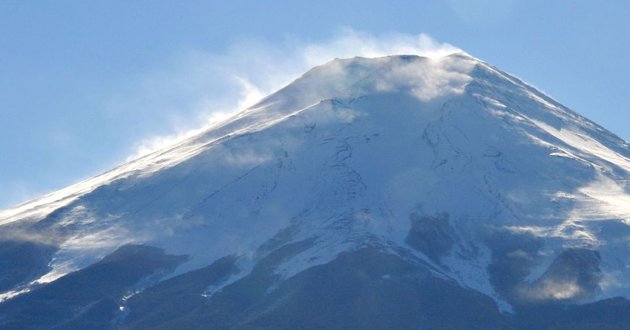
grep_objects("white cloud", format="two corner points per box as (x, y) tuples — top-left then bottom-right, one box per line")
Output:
(572, 174), (630, 223)
(298, 28), (461, 66)
(372, 55), (475, 101)
(521, 278), (584, 301)
(122, 29), (462, 161)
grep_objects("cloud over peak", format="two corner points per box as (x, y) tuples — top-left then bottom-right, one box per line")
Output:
(122, 29), (461, 160)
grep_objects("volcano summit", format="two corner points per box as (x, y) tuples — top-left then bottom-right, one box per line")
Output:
(1, 53), (630, 329)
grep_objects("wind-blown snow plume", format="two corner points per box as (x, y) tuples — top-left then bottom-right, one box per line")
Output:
(124, 29), (461, 160)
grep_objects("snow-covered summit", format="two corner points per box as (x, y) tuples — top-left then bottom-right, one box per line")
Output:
(256, 53), (476, 109)
(0, 53), (477, 225)
(1, 53), (630, 324)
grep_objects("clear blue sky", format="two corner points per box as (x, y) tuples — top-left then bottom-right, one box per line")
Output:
(1, 0), (629, 209)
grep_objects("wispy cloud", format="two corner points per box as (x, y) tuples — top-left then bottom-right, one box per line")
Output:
(120, 29), (461, 161)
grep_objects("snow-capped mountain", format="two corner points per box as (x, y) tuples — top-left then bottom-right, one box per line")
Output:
(1, 53), (630, 329)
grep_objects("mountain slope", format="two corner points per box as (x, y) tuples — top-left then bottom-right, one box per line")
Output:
(1, 53), (630, 328)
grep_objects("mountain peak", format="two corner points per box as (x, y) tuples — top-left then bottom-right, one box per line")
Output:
(253, 52), (481, 112)
(2, 53), (630, 328)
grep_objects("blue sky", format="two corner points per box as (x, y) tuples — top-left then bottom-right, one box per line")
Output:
(1, 0), (629, 209)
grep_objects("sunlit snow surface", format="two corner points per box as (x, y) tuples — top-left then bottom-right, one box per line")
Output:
(1, 53), (630, 309)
